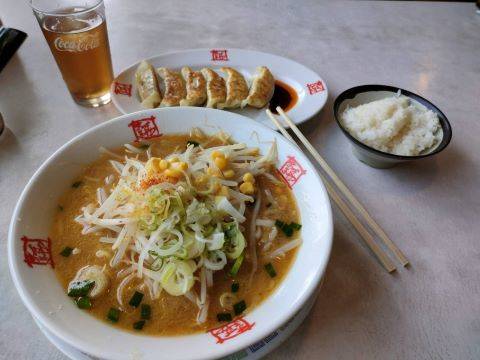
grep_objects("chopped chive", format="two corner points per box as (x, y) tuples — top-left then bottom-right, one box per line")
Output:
(233, 300), (247, 315)
(141, 304), (151, 320)
(290, 222), (302, 231)
(138, 144), (150, 150)
(76, 297), (92, 309)
(107, 307), (120, 322)
(68, 280), (95, 297)
(133, 320), (145, 330)
(129, 291), (144, 308)
(229, 253), (244, 277)
(231, 283), (240, 293)
(217, 313), (232, 322)
(275, 220), (301, 237)
(275, 220), (285, 228)
(283, 226), (294, 237)
(264, 263), (277, 278)
(58, 205), (64, 211)
(60, 246), (73, 257)
(71, 181), (83, 188)
(187, 140), (200, 147)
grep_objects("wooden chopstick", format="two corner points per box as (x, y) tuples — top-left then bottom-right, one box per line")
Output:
(266, 109), (396, 272)
(275, 106), (409, 267)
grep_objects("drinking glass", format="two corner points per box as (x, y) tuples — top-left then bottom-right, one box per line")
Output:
(30, 0), (114, 107)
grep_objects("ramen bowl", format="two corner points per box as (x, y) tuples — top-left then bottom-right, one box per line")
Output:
(8, 107), (332, 360)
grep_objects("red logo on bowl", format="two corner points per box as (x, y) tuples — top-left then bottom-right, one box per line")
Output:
(278, 156), (307, 188)
(21, 236), (54, 268)
(128, 116), (161, 141)
(210, 49), (229, 61)
(208, 317), (255, 344)
(113, 82), (132, 97)
(306, 80), (325, 95)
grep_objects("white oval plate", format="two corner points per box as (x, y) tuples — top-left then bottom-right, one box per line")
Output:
(9, 107), (333, 360)
(111, 48), (328, 129)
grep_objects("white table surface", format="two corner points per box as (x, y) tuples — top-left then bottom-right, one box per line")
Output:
(1, 1), (479, 359)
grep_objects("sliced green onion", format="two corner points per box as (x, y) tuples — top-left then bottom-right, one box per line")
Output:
(229, 253), (244, 277)
(231, 283), (240, 293)
(67, 280), (95, 297)
(233, 300), (247, 315)
(187, 140), (200, 147)
(275, 220), (285, 228)
(275, 220), (301, 237)
(76, 297), (92, 309)
(60, 246), (73, 257)
(264, 263), (277, 278)
(129, 291), (144, 308)
(141, 304), (151, 320)
(217, 313), (232, 322)
(133, 320), (145, 330)
(107, 307), (120, 322)
(290, 222), (302, 231)
(71, 181), (83, 188)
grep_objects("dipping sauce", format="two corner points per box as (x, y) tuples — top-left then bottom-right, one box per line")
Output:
(269, 80), (298, 114)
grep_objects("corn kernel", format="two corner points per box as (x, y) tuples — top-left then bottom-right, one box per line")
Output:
(207, 167), (221, 177)
(172, 161), (188, 171)
(223, 169), (235, 179)
(214, 156), (228, 170)
(158, 159), (169, 170)
(243, 173), (255, 183)
(164, 168), (182, 178)
(145, 157), (162, 175)
(211, 150), (224, 159)
(218, 185), (229, 197)
(239, 181), (255, 195)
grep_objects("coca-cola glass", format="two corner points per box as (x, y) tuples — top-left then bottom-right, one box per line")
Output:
(30, 0), (114, 107)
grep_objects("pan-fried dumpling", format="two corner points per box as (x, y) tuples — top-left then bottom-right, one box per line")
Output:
(135, 61), (162, 108)
(201, 68), (226, 108)
(157, 67), (186, 107)
(217, 67), (249, 109)
(241, 66), (275, 109)
(179, 67), (207, 106)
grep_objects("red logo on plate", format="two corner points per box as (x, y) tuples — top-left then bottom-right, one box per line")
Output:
(22, 236), (54, 268)
(306, 80), (325, 95)
(128, 116), (161, 141)
(278, 156), (307, 188)
(208, 317), (255, 344)
(210, 49), (229, 61)
(113, 82), (132, 97)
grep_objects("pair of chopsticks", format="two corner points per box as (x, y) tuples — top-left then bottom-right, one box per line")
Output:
(266, 107), (409, 273)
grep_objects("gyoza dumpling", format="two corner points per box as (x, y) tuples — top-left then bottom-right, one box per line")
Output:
(135, 61), (162, 108)
(201, 68), (226, 108)
(217, 67), (249, 109)
(157, 67), (186, 107)
(241, 66), (275, 108)
(179, 67), (207, 106)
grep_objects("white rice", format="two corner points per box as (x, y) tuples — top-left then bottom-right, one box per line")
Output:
(341, 95), (442, 156)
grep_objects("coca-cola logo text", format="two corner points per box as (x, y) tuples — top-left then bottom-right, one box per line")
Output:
(54, 35), (100, 52)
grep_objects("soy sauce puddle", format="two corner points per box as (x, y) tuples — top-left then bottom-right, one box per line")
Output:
(269, 80), (298, 114)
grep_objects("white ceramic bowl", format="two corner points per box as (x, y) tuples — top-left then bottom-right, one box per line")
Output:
(334, 85), (452, 169)
(8, 107), (332, 360)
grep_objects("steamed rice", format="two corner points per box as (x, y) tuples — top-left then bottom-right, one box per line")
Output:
(341, 96), (442, 156)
